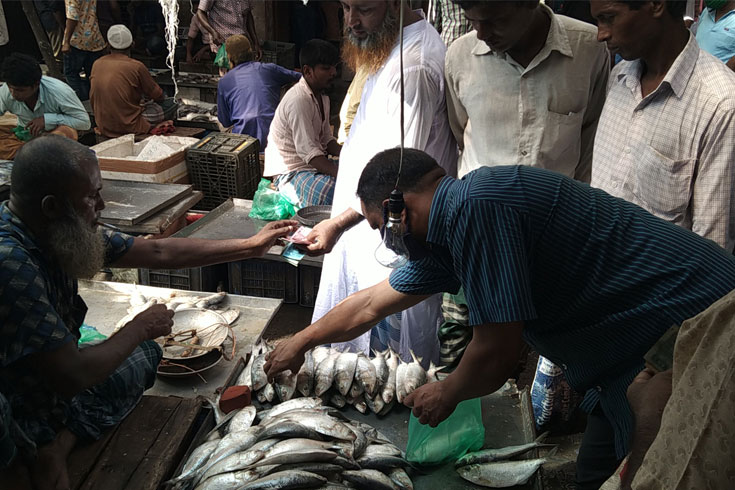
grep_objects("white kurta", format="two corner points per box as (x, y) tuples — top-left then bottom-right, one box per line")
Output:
(312, 13), (458, 365)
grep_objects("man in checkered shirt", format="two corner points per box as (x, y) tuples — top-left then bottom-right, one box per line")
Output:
(591, 0), (735, 252)
(0, 136), (295, 488)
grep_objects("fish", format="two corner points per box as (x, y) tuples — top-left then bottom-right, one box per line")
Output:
(314, 352), (339, 396)
(129, 282), (147, 307)
(228, 406), (257, 433)
(192, 468), (264, 490)
(334, 352), (358, 396)
(396, 351), (426, 404)
(252, 448), (340, 467)
(296, 350), (315, 397)
(257, 420), (325, 442)
(262, 382), (276, 403)
(349, 380), (364, 398)
(262, 438), (344, 459)
(235, 350), (256, 388)
(354, 399), (368, 414)
(250, 352), (269, 391)
(371, 349), (389, 389)
(199, 448), (265, 482)
(264, 411), (356, 442)
(356, 455), (411, 472)
(311, 345), (332, 366)
(258, 397), (323, 424)
(426, 362), (444, 383)
(355, 354), (378, 397)
(166, 439), (220, 485)
(454, 432), (552, 467)
(364, 393), (385, 414)
(345, 423), (367, 459)
(195, 291), (227, 309)
(238, 470), (327, 490)
(261, 462), (345, 478)
(382, 348), (399, 405)
(274, 370), (298, 402)
(330, 392), (346, 408)
(198, 425), (264, 478)
(341, 469), (400, 490)
(363, 443), (403, 458)
(456, 455), (553, 488)
(389, 468), (414, 490)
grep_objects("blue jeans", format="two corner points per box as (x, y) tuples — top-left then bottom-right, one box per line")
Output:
(63, 47), (104, 101)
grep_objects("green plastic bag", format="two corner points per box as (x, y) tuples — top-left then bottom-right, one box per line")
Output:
(249, 178), (296, 220)
(405, 397), (485, 465)
(214, 43), (229, 68)
(78, 324), (107, 346)
(12, 124), (32, 142)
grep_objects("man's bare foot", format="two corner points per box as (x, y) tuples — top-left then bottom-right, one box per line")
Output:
(30, 429), (76, 490)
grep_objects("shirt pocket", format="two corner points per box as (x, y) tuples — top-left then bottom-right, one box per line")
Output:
(538, 109), (584, 174)
(631, 143), (695, 221)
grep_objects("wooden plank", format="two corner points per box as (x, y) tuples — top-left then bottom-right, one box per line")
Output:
(124, 397), (203, 490)
(68, 430), (116, 490)
(78, 396), (182, 490)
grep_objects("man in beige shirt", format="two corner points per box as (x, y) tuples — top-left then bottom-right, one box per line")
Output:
(446, 0), (609, 180)
(264, 39), (341, 208)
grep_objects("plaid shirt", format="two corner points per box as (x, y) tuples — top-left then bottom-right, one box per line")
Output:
(592, 34), (735, 252)
(427, 0), (471, 47)
(0, 203), (133, 443)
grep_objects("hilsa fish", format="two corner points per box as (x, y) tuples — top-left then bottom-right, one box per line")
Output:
(456, 447), (558, 488)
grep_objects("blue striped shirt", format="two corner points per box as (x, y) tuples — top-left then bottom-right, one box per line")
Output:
(390, 166), (735, 457)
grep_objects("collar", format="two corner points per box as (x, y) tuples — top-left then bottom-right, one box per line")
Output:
(615, 32), (698, 100)
(299, 76), (322, 103)
(426, 176), (456, 248)
(471, 3), (572, 63)
(0, 202), (41, 252)
(705, 6), (735, 22)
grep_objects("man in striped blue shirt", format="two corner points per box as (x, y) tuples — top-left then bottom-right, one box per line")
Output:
(265, 148), (735, 488)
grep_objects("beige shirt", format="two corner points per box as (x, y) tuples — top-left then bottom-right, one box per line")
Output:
(264, 77), (336, 177)
(591, 35), (735, 252)
(445, 4), (609, 179)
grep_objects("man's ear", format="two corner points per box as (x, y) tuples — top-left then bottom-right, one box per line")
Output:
(649, 0), (666, 19)
(40, 195), (64, 220)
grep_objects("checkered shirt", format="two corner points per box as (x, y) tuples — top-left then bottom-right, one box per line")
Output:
(591, 34), (735, 252)
(0, 203), (133, 441)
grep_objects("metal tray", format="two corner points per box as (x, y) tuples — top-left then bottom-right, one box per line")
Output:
(100, 180), (193, 225)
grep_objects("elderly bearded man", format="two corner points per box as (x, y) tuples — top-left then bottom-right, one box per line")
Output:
(300, 0), (457, 365)
(0, 136), (295, 489)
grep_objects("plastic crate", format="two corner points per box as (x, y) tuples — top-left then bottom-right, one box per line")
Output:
(186, 133), (260, 211)
(138, 264), (227, 292)
(298, 264), (322, 307)
(228, 259), (298, 303)
(261, 40), (296, 69)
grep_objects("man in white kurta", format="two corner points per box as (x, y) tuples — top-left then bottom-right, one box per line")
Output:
(308, 1), (456, 365)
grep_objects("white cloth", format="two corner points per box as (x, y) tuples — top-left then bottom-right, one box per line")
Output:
(591, 34), (735, 252)
(445, 4), (609, 180)
(264, 77), (336, 177)
(312, 12), (457, 363)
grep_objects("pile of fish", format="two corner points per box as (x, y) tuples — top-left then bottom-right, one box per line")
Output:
(454, 433), (556, 488)
(238, 344), (442, 415)
(168, 397), (413, 490)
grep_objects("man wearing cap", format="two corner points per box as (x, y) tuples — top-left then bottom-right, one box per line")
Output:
(89, 24), (177, 138)
(217, 35), (301, 149)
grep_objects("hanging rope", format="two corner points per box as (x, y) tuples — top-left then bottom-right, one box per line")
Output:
(396, 0), (406, 189)
(159, 0), (180, 98)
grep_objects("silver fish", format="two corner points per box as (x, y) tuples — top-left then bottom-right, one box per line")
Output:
(389, 468), (414, 490)
(192, 468), (263, 490)
(454, 432), (551, 467)
(349, 380), (364, 398)
(264, 411), (356, 442)
(262, 462), (345, 478)
(364, 443), (403, 458)
(364, 393), (385, 414)
(262, 382), (276, 403)
(198, 425), (264, 478)
(256, 389), (269, 404)
(330, 392), (346, 408)
(228, 406), (257, 433)
(258, 397), (324, 424)
(382, 348), (399, 405)
(199, 449), (265, 481)
(251, 352), (269, 391)
(456, 457), (550, 488)
(257, 419), (325, 441)
(262, 438), (344, 459)
(235, 349), (257, 387)
(341, 469), (400, 490)
(355, 354), (378, 397)
(220, 308), (240, 325)
(274, 370), (298, 402)
(396, 351), (426, 404)
(334, 352), (358, 396)
(314, 352), (340, 396)
(371, 349), (389, 390)
(345, 423), (368, 459)
(311, 345), (332, 366)
(426, 361), (444, 383)
(239, 470), (327, 490)
(194, 291), (227, 309)
(354, 399), (368, 414)
(356, 455), (410, 472)
(250, 448), (340, 468)
(167, 438), (220, 485)
(296, 350), (315, 397)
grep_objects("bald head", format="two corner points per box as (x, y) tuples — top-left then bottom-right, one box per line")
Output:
(10, 135), (97, 211)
